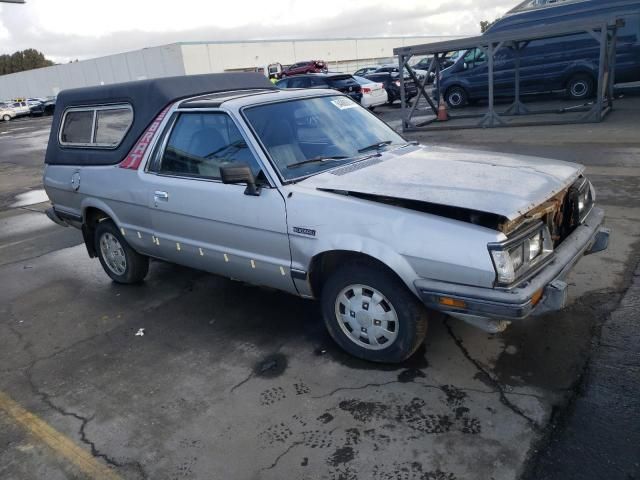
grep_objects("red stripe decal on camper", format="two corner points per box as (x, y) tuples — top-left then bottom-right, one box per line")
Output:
(119, 105), (172, 170)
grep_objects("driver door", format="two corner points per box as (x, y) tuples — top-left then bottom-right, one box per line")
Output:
(140, 111), (296, 293)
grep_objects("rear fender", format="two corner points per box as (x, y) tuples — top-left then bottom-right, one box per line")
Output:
(80, 198), (123, 258)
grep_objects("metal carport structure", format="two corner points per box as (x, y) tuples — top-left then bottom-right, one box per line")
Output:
(393, 15), (625, 131)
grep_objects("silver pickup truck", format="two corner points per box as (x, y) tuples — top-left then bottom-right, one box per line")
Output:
(43, 73), (609, 363)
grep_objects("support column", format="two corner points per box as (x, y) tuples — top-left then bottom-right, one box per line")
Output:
(479, 42), (505, 127)
(503, 41), (530, 115)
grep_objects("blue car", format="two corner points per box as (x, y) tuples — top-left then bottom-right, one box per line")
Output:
(438, 0), (640, 108)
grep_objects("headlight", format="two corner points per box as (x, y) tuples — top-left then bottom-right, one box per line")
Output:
(489, 223), (554, 286)
(577, 178), (594, 222)
(527, 230), (542, 260)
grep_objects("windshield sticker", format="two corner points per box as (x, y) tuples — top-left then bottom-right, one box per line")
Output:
(330, 98), (357, 110)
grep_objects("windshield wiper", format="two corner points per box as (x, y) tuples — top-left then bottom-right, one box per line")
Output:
(286, 156), (349, 169)
(357, 140), (393, 153)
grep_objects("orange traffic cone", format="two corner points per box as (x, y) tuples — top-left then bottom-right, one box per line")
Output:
(437, 95), (449, 121)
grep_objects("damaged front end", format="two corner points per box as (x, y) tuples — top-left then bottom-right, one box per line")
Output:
(318, 175), (594, 242)
(319, 188), (509, 232)
(321, 175), (608, 333)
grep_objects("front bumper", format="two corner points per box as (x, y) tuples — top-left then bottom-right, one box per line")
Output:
(414, 206), (609, 321)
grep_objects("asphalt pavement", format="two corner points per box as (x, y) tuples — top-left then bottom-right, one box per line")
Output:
(0, 98), (638, 480)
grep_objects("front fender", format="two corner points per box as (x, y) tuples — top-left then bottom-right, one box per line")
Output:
(561, 61), (597, 85)
(292, 233), (421, 298)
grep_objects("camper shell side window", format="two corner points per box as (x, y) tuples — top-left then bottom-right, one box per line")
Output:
(59, 104), (133, 149)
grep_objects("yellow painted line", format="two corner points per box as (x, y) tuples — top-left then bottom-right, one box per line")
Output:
(0, 391), (122, 480)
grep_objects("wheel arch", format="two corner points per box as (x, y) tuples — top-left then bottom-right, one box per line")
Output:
(80, 199), (121, 258)
(306, 247), (419, 300)
(562, 67), (596, 89)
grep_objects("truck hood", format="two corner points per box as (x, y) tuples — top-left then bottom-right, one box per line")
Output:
(300, 145), (584, 222)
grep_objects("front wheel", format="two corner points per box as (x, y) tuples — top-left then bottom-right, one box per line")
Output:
(445, 86), (468, 108)
(94, 220), (149, 284)
(2, 114), (11, 122)
(567, 74), (595, 100)
(320, 262), (428, 363)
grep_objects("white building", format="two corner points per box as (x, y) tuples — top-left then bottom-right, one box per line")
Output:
(0, 36), (460, 99)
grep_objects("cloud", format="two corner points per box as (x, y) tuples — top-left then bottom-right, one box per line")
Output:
(0, 0), (515, 62)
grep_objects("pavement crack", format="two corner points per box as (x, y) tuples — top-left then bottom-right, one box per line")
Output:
(1, 325), (120, 375)
(261, 439), (305, 471)
(311, 380), (402, 399)
(261, 426), (340, 472)
(230, 372), (254, 393)
(230, 340), (290, 393)
(25, 363), (149, 480)
(444, 319), (542, 431)
(311, 377), (545, 402)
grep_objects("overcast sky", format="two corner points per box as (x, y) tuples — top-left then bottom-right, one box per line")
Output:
(0, 0), (515, 63)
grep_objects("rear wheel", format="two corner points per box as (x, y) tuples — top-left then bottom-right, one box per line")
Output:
(2, 114), (10, 122)
(320, 262), (428, 363)
(567, 74), (595, 100)
(445, 86), (468, 108)
(94, 220), (148, 284)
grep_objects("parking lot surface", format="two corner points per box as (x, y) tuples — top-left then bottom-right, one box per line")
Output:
(1, 98), (639, 480)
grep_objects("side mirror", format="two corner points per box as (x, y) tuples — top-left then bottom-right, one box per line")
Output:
(220, 163), (261, 196)
(463, 62), (469, 70)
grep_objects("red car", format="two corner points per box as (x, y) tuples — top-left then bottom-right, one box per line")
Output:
(281, 60), (327, 77)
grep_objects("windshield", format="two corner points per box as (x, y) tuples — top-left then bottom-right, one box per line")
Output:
(243, 95), (405, 181)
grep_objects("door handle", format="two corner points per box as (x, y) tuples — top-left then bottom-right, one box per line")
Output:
(154, 191), (169, 201)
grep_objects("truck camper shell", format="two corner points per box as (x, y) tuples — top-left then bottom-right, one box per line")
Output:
(45, 72), (276, 166)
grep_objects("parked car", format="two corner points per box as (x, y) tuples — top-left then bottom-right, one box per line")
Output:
(364, 72), (417, 105)
(28, 100), (45, 117)
(43, 73), (609, 363)
(353, 76), (388, 109)
(276, 73), (362, 103)
(281, 60), (327, 77)
(438, 0), (640, 107)
(0, 106), (16, 121)
(353, 66), (380, 77)
(373, 64), (429, 82)
(10, 101), (30, 117)
(43, 98), (56, 115)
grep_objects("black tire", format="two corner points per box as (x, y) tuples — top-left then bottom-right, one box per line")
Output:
(445, 86), (468, 109)
(2, 114), (11, 122)
(566, 73), (595, 100)
(94, 220), (149, 284)
(320, 261), (429, 363)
